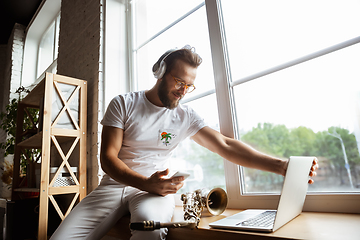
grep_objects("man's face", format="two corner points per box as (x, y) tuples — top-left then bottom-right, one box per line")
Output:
(158, 60), (197, 109)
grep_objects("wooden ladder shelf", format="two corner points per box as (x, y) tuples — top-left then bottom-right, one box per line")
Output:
(11, 73), (87, 239)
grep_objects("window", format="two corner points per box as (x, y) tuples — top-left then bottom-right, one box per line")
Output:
(131, 0), (224, 193)
(21, 0), (61, 88)
(117, 0), (360, 212)
(219, 0), (360, 209)
(37, 13), (60, 79)
(132, 0), (214, 94)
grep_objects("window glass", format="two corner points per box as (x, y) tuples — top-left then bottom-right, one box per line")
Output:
(170, 94), (225, 193)
(132, 1), (222, 193)
(37, 13), (60, 79)
(135, 6), (215, 96)
(133, 0), (204, 48)
(234, 43), (360, 193)
(221, 0), (360, 81)
(54, 14), (60, 60)
(38, 22), (55, 78)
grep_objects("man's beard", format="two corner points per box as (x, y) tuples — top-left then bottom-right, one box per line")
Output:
(157, 79), (182, 109)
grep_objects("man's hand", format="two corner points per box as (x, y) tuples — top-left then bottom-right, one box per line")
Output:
(282, 157), (319, 184)
(144, 169), (185, 196)
(308, 158), (319, 184)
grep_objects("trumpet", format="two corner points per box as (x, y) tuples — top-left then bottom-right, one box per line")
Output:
(181, 188), (228, 225)
(130, 188), (228, 230)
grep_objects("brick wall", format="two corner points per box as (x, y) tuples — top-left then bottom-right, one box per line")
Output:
(0, 23), (26, 199)
(0, 45), (7, 113)
(57, 0), (103, 192)
(5, 24), (26, 100)
(0, 24), (26, 108)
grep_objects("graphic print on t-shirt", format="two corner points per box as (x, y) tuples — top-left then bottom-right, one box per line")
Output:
(159, 129), (177, 147)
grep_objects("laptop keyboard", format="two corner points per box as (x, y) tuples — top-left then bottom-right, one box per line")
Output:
(236, 211), (276, 228)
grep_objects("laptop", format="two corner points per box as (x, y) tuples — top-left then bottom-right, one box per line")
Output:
(209, 156), (314, 233)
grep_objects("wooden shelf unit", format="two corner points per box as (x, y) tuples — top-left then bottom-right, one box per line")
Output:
(11, 73), (87, 240)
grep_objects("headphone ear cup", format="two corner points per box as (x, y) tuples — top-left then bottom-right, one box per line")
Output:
(153, 60), (167, 79)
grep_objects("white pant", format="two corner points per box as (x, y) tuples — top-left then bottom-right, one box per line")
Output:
(50, 176), (175, 240)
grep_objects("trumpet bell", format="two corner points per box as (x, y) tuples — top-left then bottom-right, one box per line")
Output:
(203, 188), (228, 216)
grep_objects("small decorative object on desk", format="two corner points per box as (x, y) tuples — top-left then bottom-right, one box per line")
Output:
(130, 188), (228, 230)
(181, 188), (228, 226)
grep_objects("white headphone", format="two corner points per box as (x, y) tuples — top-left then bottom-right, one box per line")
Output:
(152, 45), (194, 79)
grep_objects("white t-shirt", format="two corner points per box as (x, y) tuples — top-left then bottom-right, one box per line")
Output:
(101, 91), (206, 177)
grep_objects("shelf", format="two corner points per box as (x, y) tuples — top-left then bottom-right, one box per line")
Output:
(18, 132), (42, 148)
(14, 188), (40, 193)
(17, 130), (82, 149)
(14, 186), (80, 194)
(12, 73), (87, 240)
(21, 78), (45, 107)
(21, 129), (39, 138)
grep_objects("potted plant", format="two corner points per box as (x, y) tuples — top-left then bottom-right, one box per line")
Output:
(0, 87), (41, 193)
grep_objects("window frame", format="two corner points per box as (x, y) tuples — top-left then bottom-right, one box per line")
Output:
(106, 0), (360, 213)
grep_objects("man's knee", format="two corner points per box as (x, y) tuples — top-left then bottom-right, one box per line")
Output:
(130, 193), (175, 222)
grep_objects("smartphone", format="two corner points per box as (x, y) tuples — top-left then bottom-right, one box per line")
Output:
(169, 171), (190, 180)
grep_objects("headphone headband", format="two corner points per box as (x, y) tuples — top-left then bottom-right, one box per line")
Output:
(152, 45), (194, 79)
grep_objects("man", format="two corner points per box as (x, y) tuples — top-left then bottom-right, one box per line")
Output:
(51, 46), (318, 239)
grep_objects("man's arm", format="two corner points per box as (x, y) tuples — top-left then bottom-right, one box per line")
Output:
(100, 126), (184, 196)
(191, 126), (317, 181)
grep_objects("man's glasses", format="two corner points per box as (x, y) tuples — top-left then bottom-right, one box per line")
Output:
(170, 74), (196, 93)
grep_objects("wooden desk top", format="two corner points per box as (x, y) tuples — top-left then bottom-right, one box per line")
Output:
(167, 208), (360, 240)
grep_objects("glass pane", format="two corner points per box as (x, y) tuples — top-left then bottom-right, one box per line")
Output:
(54, 13), (60, 60)
(234, 43), (360, 193)
(135, 6), (215, 97)
(133, 0), (204, 48)
(221, 0), (360, 81)
(37, 22), (55, 78)
(169, 94), (226, 193)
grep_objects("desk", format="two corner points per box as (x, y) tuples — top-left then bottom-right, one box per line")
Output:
(107, 207), (360, 240)
(167, 208), (360, 240)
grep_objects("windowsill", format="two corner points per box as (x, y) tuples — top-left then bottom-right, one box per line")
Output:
(107, 207), (360, 240)
(168, 207), (360, 240)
